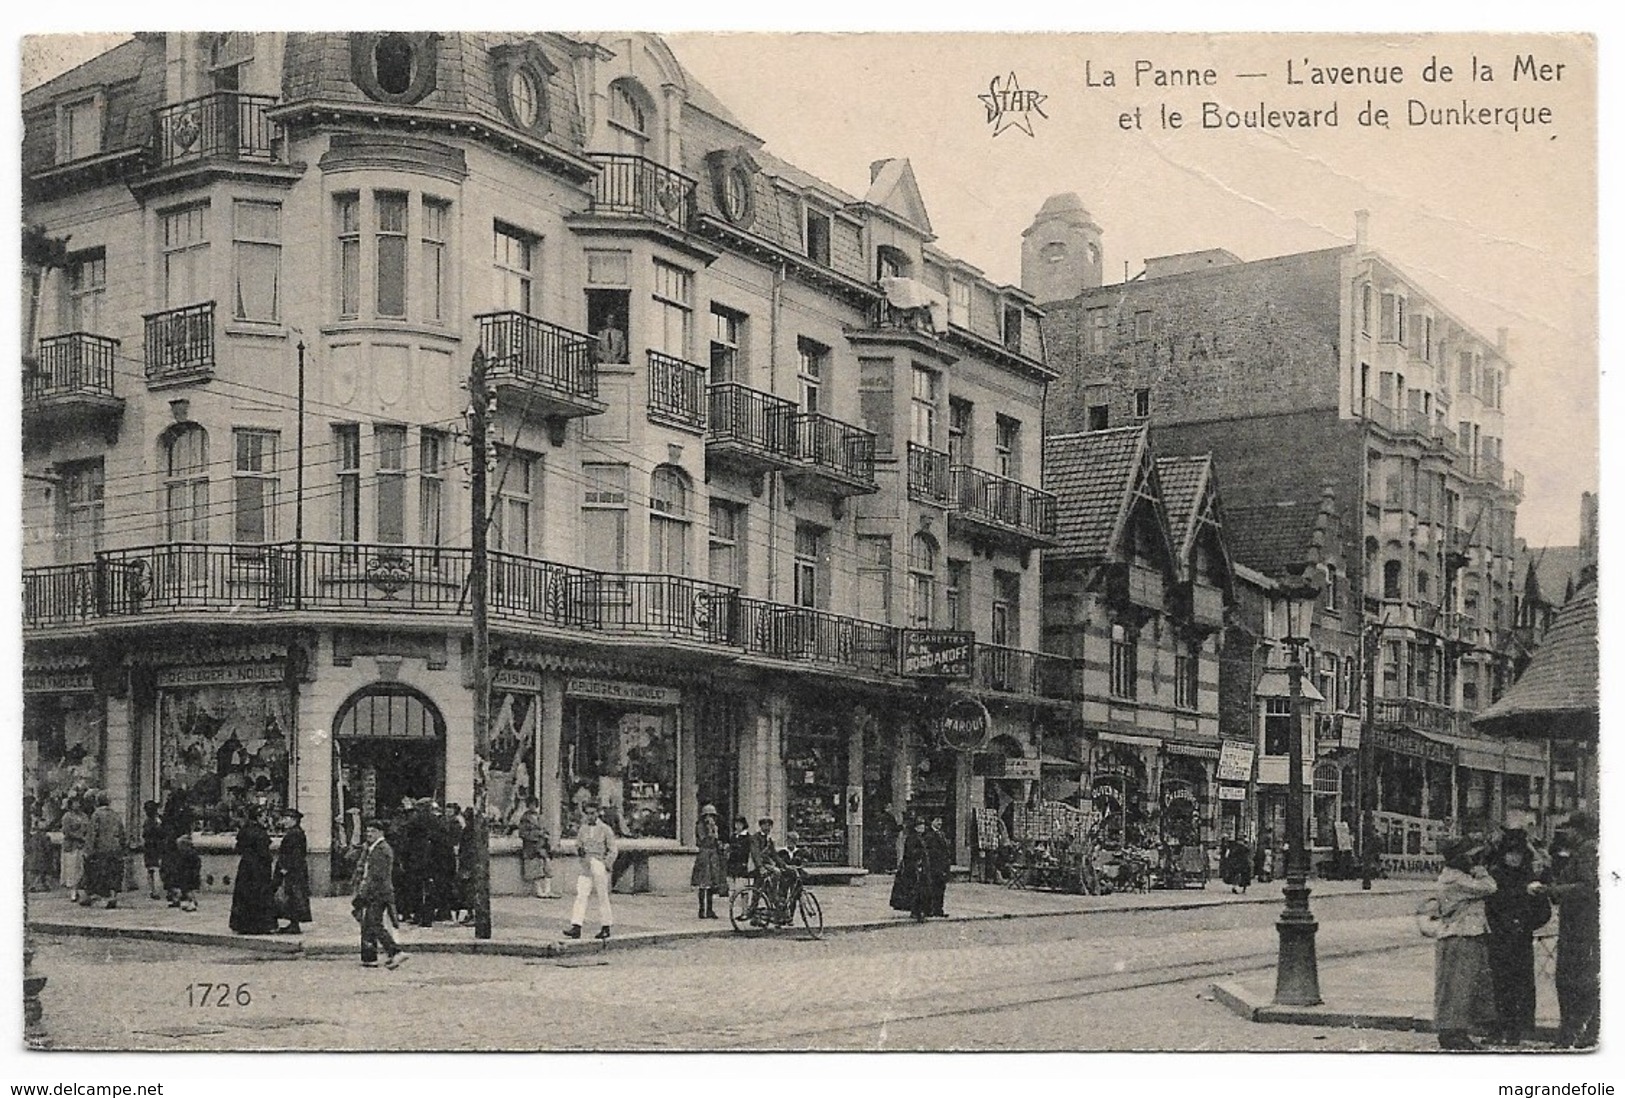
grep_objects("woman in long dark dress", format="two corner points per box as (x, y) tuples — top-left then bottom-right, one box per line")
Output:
(159, 792), (194, 907)
(889, 818), (930, 922)
(1484, 828), (1549, 1045)
(229, 807), (279, 935)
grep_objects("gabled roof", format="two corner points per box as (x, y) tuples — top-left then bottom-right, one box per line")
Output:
(754, 148), (861, 208)
(1154, 456), (1207, 553)
(1154, 454), (1235, 594)
(1223, 497), (1325, 578)
(1045, 425), (1176, 572)
(1474, 580), (1597, 741)
(1525, 545), (1583, 608)
(863, 158), (932, 235)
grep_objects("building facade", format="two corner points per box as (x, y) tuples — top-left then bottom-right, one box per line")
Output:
(1041, 426), (1232, 857)
(20, 31), (1064, 891)
(1032, 201), (1547, 866)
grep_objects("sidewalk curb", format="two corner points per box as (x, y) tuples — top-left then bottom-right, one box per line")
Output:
(27, 882), (1431, 961)
(1211, 979), (1563, 1041)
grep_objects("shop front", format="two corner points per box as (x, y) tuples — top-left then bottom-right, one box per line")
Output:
(783, 712), (852, 867)
(23, 662), (103, 822)
(332, 683), (447, 846)
(1089, 741), (1150, 848)
(561, 677), (681, 842)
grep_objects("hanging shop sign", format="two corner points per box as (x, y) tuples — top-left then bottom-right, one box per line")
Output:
(565, 678), (681, 707)
(1216, 740), (1255, 783)
(901, 629), (974, 679)
(937, 695), (992, 751)
(1217, 785), (1247, 801)
(1000, 757), (1042, 780)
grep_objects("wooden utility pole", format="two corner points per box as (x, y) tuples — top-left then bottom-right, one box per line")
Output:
(467, 349), (494, 939)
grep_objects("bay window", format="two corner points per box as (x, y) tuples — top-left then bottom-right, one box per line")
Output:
(232, 199), (281, 321)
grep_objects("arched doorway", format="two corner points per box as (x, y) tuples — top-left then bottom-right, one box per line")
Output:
(1159, 755), (1209, 847)
(332, 684), (446, 856)
(976, 734), (1030, 839)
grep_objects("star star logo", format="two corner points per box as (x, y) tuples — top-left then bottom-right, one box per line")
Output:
(980, 72), (1048, 137)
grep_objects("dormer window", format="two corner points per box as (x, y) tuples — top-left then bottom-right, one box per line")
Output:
(57, 94), (103, 163)
(877, 245), (909, 281)
(805, 208), (831, 265)
(350, 32), (439, 106)
(492, 42), (557, 136)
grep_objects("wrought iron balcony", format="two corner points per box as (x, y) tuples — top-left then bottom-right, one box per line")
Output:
(787, 412), (878, 496)
(647, 351), (707, 432)
(477, 311), (604, 422)
(143, 302), (215, 388)
(1372, 696), (1473, 739)
(153, 92), (281, 169)
(587, 153), (697, 230)
(973, 643), (1076, 700)
(947, 463), (1058, 548)
(706, 382), (797, 473)
(23, 332), (124, 439)
(1362, 397), (1425, 437)
(906, 442), (950, 506)
(739, 599), (898, 677)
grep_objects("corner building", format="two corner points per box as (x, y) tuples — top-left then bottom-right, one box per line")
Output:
(21, 32), (1062, 891)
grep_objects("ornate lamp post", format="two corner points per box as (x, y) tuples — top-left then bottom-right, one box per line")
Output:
(1275, 574), (1322, 1006)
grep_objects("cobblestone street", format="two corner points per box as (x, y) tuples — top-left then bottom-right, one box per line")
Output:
(32, 887), (1454, 1052)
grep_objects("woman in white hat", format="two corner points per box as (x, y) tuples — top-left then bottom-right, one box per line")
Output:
(690, 803), (729, 919)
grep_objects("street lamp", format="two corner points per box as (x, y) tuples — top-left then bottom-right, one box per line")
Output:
(1275, 574), (1322, 1006)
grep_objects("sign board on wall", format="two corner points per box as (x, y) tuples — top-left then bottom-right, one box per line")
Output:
(1217, 785), (1247, 802)
(1217, 740), (1255, 783)
(1256, 756), (1289, 786)
(566, 678), (681, 707)
(901, 630), (974, 679)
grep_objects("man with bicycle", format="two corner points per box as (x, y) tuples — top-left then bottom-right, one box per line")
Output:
(748, 817), (793, 924)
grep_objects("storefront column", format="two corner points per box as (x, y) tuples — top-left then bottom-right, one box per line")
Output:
(679, 693), (698, 845)
(766, 701), (787, 828)
(955, 751), (974, 866)
(104, 691), (132, 820)
(846, 716), (865, 866)
(540, 672), (564, 837)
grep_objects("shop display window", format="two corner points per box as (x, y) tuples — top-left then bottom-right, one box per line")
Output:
(563, 701), (677, 840)
(784, 720), (847, 865)
(24, 694), (103, 818)
(488, 689), (541, 831)
(159, 684), (292, 834)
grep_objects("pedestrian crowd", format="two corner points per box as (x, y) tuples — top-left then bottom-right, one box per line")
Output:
(1429, 812), (1599, 1051)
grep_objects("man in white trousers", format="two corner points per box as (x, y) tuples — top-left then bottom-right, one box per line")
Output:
(563, 801), (618, 940)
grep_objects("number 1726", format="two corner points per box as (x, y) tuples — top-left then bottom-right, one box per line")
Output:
(186, 982), (252, 1007)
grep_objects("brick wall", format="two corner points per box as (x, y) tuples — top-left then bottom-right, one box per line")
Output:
(1044, 247), (1350, 434)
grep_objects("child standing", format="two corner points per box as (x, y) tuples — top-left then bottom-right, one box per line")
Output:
(170, 834), (201, 912)
(141, 801), (165, 900)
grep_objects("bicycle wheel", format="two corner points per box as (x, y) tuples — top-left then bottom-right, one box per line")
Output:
(797, 890), (824, 940)
(729, 886), (761, 932)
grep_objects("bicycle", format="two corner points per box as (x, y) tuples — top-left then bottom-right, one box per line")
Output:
(728, 870), (823, 940)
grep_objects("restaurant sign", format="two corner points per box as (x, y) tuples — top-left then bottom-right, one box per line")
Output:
(901, 629), (974, 679)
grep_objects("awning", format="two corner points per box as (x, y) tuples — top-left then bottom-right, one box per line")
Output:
(1039, 754), (1084, 771)
(1254, 669), (1325, 702)
(1097, 730), (1162, 749)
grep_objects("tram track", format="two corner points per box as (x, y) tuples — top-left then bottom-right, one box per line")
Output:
(673, 937), (1419, 1049)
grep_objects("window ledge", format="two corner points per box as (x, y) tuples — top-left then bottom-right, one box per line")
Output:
(320, 320), (461, 344)
(224, 321), (288, 340)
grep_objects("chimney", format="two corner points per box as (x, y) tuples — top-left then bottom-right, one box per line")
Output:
(1497, 327), (1509, 355)
(1354, 209), (1370, 250)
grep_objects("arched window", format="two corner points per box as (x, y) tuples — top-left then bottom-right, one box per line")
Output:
(335, 684), (445, 742)
(163, 424), (210, 542)
(649, 465), (691, 575)
(909, 533), (937, 626)
(608, 79), (651, 155)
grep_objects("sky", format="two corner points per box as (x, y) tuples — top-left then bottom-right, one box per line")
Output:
(17, 30), (1599, 549)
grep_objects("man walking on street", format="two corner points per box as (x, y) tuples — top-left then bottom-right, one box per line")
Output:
(353, 819), (408, 970)
(1543, 811), (1599, 1047)
(564, 801), (618, 940)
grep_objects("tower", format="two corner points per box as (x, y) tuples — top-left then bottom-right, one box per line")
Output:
(1021, 192), (1103, 304)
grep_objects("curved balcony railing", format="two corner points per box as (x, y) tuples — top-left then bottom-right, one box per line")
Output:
(477, 312), (598, 404)
(153, 92), (280, 168)
(588, 153), (697, 230)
